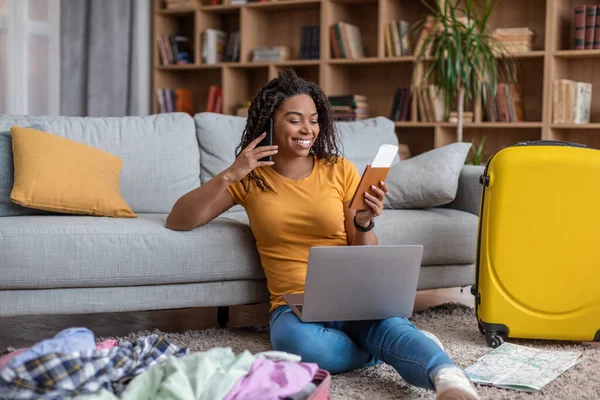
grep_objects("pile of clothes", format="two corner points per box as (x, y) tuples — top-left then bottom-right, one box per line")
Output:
(0, 328), (328, 399)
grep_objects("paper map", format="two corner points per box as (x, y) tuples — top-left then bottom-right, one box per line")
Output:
(465, 342), (583, 392)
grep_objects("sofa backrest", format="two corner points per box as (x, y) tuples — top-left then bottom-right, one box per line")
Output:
(194, 112), (399, 183)
(0, 113), (200, 215)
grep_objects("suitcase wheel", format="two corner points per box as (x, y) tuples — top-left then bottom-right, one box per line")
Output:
(485, 332), (505, 348)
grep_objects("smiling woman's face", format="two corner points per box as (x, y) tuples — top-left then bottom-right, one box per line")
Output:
(271, 94), (320, 159)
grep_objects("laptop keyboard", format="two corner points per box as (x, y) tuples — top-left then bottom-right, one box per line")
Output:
(294, 304), (303, 313)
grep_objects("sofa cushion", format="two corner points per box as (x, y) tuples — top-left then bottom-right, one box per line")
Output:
(0, 213), (264, 290)
(10, 126), (136, 218)
(385, 143), (472, 209)
(0, 113), (200, 214)
(374, 208), (478, 265)
(193, 113), (400, 183)
(0, 124), (52, 217)
(335, 116), (400, 173)
(194, 112), (246, 185)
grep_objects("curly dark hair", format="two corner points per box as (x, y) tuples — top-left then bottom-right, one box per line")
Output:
(235, 69), (342, 192)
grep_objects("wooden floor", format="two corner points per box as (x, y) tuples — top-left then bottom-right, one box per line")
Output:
(0, 287), (474, 349)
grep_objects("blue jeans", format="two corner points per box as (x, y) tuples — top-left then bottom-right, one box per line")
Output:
(269, 305), (457, 390)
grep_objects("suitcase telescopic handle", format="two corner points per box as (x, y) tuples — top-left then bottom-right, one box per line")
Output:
(515, 140), (586, 148)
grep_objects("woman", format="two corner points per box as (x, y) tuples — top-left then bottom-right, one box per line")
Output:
(166, 69), (479, 400)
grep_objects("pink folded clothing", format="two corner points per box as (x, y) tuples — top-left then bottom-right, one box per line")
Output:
(224, 358), (319, 400)
(96, 339), (119, 350)
(0, 348), (28, 370)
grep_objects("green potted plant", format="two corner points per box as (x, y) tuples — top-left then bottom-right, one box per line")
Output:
(467, 135), (487, 165)
(413, 0), (517, 142)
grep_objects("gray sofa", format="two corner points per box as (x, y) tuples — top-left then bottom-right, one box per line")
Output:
(0, 112), (483, 318)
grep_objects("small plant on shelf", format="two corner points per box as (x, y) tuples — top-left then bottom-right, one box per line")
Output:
(466, 135), (487, 165)
(413, 0), (516, 142)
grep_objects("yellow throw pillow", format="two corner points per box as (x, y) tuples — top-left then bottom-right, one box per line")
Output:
(10, 126), (137, 218)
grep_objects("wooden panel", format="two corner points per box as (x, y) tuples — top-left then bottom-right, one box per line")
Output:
(325, 62), (413, 119)
(396, 127), (435, 157)
(222, 66), (270, 115)
(436, 126), (542, 158)
(154, 13), (196, 64)
(240, 6), (320, 63)
(554, 0), (595, 51)
(327, 1), (379, 58)
(552, 58), (600, 123)
(487, 0), (546, 51)
(157, 69), (222, 113)
(379, 0), (433, 57)
(549, 127), (600, 149)
(275, 65), (320, 85)
(499, 57), (544, 122)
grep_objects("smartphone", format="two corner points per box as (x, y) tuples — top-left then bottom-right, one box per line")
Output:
(258, 117), (274, 162)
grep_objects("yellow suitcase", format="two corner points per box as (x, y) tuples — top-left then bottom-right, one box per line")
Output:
(472, 140), (600, 348)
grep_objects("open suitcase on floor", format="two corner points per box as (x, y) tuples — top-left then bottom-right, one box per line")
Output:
(471, 140), (600, 348)
(308, 369), (332, 399)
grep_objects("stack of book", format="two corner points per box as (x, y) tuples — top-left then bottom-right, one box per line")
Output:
(157, 34), (193, 65)
(483, 83), (525, 122)
(206, 85), (223, 113)
(300, 26), (320, 60)
(448, 111), (473, 124)
(329, 95), (369, 121)
(552, 79), (592, 124)
(163, 0), (199, 10)
(157, 88), (194, 114)
(492, 28), (535, 54)
(416, 85), (446, 122)
(201, 29), (239, 64)
(384, 20), (411, 57)
(330, 22), (364, 59)
(389, 87), (412, 122)
(573, 5), (600, 49)
(253, 46), (290, 62)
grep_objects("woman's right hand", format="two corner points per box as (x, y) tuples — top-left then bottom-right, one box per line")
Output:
(225, 132), (278, 182)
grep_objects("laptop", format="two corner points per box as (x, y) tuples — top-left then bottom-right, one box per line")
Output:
(282, 245), (424, 322)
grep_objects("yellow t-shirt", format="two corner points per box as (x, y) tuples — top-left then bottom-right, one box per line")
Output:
(226, 156), (361, 313)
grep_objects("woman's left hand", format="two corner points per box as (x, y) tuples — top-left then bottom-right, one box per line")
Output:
(355, 181), (388, 228)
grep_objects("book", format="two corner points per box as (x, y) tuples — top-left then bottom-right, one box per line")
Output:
(465, 342), (583, 392)
(575, 5), (587, 49)
(585, 5), (597, 49)
(553, 79), (592, 124)
(330, 22), (364, 59)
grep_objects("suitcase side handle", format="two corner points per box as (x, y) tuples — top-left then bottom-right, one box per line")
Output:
(515, 140), (586, 148)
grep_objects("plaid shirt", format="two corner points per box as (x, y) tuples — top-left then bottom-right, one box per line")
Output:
(0, 334), (188, 399)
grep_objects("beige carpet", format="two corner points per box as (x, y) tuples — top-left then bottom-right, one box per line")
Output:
(109, 303), (599, 399)
(4, 304), (600, 399)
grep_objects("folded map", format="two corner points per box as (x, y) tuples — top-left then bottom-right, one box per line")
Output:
(465, 342), (583, 392)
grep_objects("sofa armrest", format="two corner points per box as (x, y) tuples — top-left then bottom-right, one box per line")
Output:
(446, 165), (485, 216)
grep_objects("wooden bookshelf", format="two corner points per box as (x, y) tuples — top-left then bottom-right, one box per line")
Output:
(153, 0), (600, 157)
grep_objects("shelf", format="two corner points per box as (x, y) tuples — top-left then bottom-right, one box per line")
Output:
(157, 8), (196, 15)
(157, 64), (222, 70)
(551, 124), (600, 129)
(276, 59), (321, 67)
(245, 0), (320, 11)
(397, 122), (544, 128)
(394, 122), (436, 128)
(500, 50), (545, 59)
(554, 50), (600, 59)
(330, 0), (377, 4)
(439, 122), (543, 128)
(223, 60), (320, 68)
(329, 57), (414, 65)
(200, 4), (241, 13)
